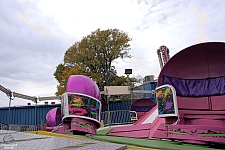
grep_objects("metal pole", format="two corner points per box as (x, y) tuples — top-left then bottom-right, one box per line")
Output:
(108, 105), (111, 126)
(130, 90), (132, 104)
(7, 96), (12, 130)
(34, 97), (37, 133)
(127, 74), (132, 104)
(106, 89), (111, 126)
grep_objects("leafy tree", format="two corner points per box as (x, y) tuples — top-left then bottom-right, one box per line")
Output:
(54, 28), (132, 109)
(110, 76), (127, 86)
(54, 64), (85, 95)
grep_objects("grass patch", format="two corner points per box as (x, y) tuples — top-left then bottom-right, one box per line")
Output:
(97, 128), (113, 135)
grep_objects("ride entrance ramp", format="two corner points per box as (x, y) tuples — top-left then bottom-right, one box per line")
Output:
(107, 105), (165, 139)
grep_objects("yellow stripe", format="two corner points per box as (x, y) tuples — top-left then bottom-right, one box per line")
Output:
(28, 131), (158, 149)
(127, 145), (158, 150)
(26, 130), (85, 140)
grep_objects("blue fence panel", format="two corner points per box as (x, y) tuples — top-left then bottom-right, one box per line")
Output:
(109, 101), (130, 111)
(110, 110), (131, 125)
(0, 104), (61, 125)
(0, 109), (8, 124)
(100, 112), (108, 126)
(100, 110), (132, 126)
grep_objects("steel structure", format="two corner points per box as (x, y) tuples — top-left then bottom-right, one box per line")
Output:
(0, 84), (61, 127)
(157, 45), (170, 69)
(0, 84), (61, 102)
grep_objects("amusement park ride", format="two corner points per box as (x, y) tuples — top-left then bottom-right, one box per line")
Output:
(1, 42), (225, 146)
(0, 75), (102, 135)
(46, 75), (102, 135)
(157, 45), (170, 69)
(108, 42), (225, 146)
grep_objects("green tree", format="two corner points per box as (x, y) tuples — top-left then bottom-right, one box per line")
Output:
(54, 28), (132, 108)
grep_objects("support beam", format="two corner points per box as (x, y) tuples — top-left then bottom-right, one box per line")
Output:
(0, 85), (11, 96)
(13, 92), (37, 102)
(38, 96), (61, 101)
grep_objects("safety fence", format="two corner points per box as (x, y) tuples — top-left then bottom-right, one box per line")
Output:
(100, 110), (133, 127)
(0, 123), (42, 132)
(0, 122), (8, 130)
(0, 110), (135, 131)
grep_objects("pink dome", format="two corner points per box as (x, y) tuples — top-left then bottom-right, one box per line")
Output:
(46, 108), (62, 127)
(158, 42), (225, 86)
(66, 75), (101, 101)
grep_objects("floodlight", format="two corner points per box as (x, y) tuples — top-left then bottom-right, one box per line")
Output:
(124, 69), (132, 75)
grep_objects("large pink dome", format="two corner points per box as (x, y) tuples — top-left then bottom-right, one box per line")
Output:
(66, 75), (101, 101)
(158, 42), (225, 86)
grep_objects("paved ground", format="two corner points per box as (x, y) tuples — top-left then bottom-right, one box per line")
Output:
(0, 130), (128, 150)
(1, 130), (222, 150)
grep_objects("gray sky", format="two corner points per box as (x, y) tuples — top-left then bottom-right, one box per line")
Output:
(0, 0), (225, 107)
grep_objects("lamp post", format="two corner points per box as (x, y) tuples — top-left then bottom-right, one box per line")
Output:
(105, 88), (111, 126)
(35, 97), (38, 133)
(124, 69), (132, 104)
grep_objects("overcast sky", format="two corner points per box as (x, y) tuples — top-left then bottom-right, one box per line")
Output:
(0, 0), (224, 107)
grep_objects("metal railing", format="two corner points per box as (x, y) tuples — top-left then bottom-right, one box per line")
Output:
(0, 123), (42, 132)
(0, 122), (8, 130)
(101, 110), (133, 127)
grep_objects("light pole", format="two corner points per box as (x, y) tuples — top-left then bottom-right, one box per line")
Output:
(105, 88), (111, 126)
(35, 97), (38, 133)
(124, 69), (132, 104)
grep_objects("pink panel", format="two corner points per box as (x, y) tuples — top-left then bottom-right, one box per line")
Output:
(177, 96), (210, 110)
(108, 129), (151, 138)
(169, 134), (225, 144)
(168, 125), (225, 144)
(152, 130), (167, 139)
(207, 45), (225, 77)
(148, 117), (165, 138)
(156, 124), (168, 139)
(183, 115), (225, 119)
(170, 45), (209, 79)
(51, 123), (73, 135)
(109, 123), (151, 133)
(179, 110), (225, 115)
(157, 123), (167, 130)
(71, 117), (97, 134)
(183, 118), (225, 126)
(169, 124), (225, 132)
(211, 95), (225, 110)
